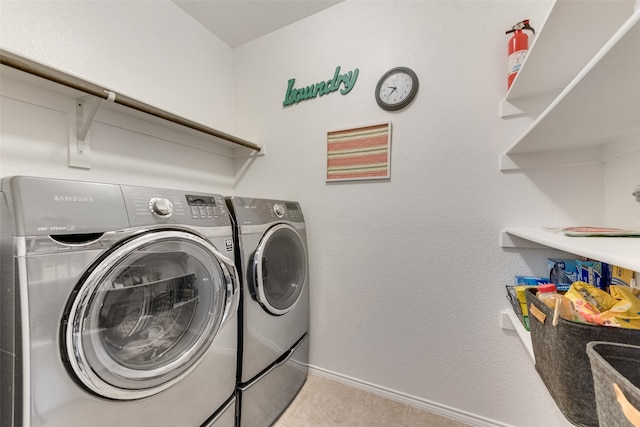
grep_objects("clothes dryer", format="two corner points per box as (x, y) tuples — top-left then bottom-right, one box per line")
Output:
(0, 176), (239, 427)
(226, 197), (309, 427)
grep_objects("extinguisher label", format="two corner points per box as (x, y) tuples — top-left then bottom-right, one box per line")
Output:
(508, 49), (528, 75)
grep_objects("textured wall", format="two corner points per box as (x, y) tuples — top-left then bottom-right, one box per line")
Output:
(230, 1), (623, 426)
(1, 1), (638, 426)
(0, 0), (237, 191)
(604, 151), (640, 227)
(0, 0), (236, 134)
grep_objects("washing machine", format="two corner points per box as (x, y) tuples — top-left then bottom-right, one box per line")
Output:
(225, 197), (309, 427)
(0, 176), (239, 427)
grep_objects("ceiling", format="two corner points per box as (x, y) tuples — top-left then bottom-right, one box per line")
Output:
(173, 1), (343, 48)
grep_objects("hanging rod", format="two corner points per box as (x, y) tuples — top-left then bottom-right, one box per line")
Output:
(0, 49), (261, 152)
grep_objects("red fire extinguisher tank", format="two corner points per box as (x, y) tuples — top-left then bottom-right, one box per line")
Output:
(506, 20), (535, 89)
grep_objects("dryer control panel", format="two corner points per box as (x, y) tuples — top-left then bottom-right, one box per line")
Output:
(271, 202), (303, 220)
(227, 197), (304, 225)
(264, 200), (304, 222)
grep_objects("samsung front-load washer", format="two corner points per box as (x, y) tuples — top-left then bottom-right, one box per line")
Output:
(225, 197), (309, 427)
(0, 176), (239, 427)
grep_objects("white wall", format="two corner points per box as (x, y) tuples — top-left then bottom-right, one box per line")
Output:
(604, 149), (640, 227)
(1, 1), (638, 427)
(0, 0), (237, 192)
(0, 0), (236, 135)
(231, 1), (636, 426)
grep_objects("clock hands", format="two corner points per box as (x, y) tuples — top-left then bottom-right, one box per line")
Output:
(385, 77), (398, 101)
(389, 76), (398, 91)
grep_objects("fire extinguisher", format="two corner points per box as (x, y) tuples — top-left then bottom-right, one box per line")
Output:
(505, 19), (535, 89)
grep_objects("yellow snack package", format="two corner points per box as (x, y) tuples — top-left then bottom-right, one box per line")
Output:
(565, 282), (615, 325)
(565, 282), (640, 329)
(602, 285), (640, 330)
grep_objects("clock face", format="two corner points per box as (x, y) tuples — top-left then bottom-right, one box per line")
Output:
(375, 67), (419, 111)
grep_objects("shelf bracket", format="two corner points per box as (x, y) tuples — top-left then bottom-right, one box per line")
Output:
(500, 93), (555, 118)
(500, 146), (602, 171)
(500, 231), (547, 249)
(70, 91), (116, 169)
(234, 143), (267, 159)
(233, 144), (267, 187)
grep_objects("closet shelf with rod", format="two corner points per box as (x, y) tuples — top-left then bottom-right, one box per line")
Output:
(0, 49), (262, 162)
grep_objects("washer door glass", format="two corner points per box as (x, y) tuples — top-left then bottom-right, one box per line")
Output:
(253, 224), (306, 315)
(64, 229), (235, 400)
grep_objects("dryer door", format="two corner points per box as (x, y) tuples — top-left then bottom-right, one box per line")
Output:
(252, 224), (307, 315)
(63, 229), (237, 400)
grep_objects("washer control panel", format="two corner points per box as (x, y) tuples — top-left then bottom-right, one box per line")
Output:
(121, 185), (230, 227)
(186, 195), (217, 220)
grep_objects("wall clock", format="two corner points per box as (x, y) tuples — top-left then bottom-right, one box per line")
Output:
(375, 67), (419, 111)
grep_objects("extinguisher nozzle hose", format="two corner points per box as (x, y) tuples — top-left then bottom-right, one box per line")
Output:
(523, 23), (535, 35)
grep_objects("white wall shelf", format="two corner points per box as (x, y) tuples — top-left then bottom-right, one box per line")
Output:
(501, 228), (640, 273)
(0, 50), (263, 160)
(500, 3), (640, 171)
(501, 310), (534, 361)
(501, 0), (635, 118)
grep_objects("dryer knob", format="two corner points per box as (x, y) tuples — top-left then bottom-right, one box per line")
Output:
(150, 197), (173, 218)
(273, 204), (285, 218)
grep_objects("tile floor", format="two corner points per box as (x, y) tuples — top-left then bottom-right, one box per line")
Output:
(273, 374), (471, 427)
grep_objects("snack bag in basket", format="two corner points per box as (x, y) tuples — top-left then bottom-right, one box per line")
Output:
(601, 285), (640, 330)
(565, 282), (640, 329)
(565, 282), (616, 325)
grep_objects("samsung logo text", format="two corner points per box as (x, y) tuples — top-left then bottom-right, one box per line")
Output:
(53, 195), (94, 202)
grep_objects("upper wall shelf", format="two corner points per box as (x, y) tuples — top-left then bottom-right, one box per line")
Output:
(0, 49), (262, 156)
(500, 2), (640, 170)
(501, 0), (635, 117)
(501, 227), (640, 273)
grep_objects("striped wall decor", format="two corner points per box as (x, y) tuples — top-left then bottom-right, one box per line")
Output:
(326, 122), (391, 181)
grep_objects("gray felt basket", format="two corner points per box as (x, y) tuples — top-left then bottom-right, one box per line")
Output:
(587, 342), (640, 427)
(526, 289), (640, 426)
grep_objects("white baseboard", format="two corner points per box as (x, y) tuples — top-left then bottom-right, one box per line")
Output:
(307, 365), (514, 427)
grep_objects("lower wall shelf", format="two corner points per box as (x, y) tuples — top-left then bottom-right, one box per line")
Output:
(501, 228), (640, 273)
(501, 310), (534, 361)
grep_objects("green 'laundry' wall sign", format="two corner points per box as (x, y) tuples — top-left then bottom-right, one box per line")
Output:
(283, 66), (359, 107)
